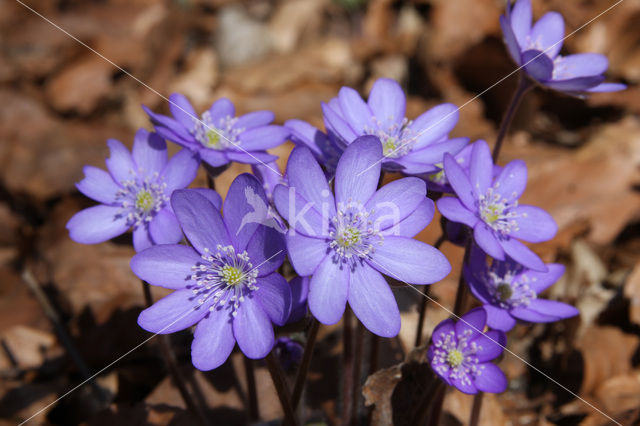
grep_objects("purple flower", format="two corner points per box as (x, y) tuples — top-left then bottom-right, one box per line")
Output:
(321, 78), (469, 174)
(436, 140), (556, 271)
(273, 136), (451, 337)
(273, 336), (304, 372)
(66, 129), (200, 252)
(251, 162), (285, 202)
(465, 246), (578, 331)
(425, 140), (501, 194)
(428, 308), (508, 394)
(143, 93), (289, 168)
(287, 276), (310, 324)
(501, 0), (626, 95)
(130, 175), (291, 370)
(285, 119), (344, 175)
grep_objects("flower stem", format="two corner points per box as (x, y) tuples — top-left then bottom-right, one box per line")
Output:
(368, 332), (379, 376)
(414, 234), (446, 347)
(341, 308), (354, 424)
(452, 238), (472, 316)
(291, 318), (320, 409)
(265, 351), (299, 426)
(140, 280), (210, 426)
(243, 356), (259, 421)
(350, 320), (365, 425)
(469, 392), (484, 426)
(492, 74), (533, 162)
(410, 378), (444, 425)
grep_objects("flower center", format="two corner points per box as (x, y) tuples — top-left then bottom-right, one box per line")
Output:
(431, 329), (484, 387)
(478, 187), (519, 235)
(116, 174), (168, 227)
(190, 245), (259, 316)
(486, 268), (536, 309)
(447, 349), (464, 367)
(427, 163), (446, 184)
(496, 283), (513, 301)
(328, 202), (383, 266)
(205, 129), (222, 149)
(364, 117), (415, 159)
(191, 111), (243, 150)
(135, 190), (154, 212)
(221, 265), (244, 286)
(337, 226), (361, 248)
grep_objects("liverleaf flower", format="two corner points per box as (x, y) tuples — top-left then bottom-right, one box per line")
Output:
(436, 140), (557, 271)
(501, 0), (626, 95)
(66, 129), (200, 252)
(130, 175), (292, 370)
(428, 308), (508, 394)
(285, 119), (345, 175)
(273, 136), (451, 337)
(465, 245), (578, 331)
(321, 78), (469, 174)
(143, 93), (289, 168)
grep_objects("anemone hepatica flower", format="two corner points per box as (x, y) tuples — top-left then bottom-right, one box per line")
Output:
(436, 140), (556, 271)
(501, 0), (626, 95)
(428, 308), (507, 394)
(273, 336), (304, 372)
(131, 175), (291, 370)
(321, 78), (469, 174)
(285, 119), (344, 175)
(273, 136), (451, 337)
(66, 129), (199, 252)
(143, 94), (289, 168)
(287, 276), (310, 324)
(465, 246), (578, 331)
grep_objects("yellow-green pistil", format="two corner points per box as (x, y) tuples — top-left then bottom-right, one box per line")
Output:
(446, 349), (464, 368)
(221, 265), (244, 287)
(135, 190), (154, 212)
(337, 227), (361, 248)
(205, 130), (222, 149)
(496, 283), (513, 301)
(382, 138), (397, 156)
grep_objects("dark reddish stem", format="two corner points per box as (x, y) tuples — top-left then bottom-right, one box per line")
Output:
(341, 308), (354, 424)
(266, 351), (299, 426)
(492, 74), (533, 162)
(244, 357), (259, 421)
(291, 318), (320, 410)
(140, 280), (210, 426)
(469, 392), (484, 426)
(350, 320), (365, 425)
(414, 234), (446, 347)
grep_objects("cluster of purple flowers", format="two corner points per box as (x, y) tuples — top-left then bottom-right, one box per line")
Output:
(66, 0), (620, 402)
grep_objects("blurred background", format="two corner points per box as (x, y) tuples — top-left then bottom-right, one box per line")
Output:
(0, 0), (639, 424)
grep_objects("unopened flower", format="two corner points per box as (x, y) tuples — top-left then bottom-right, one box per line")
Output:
(425, 140), (501, 194)
(428, 308), (507, 394)
(273, 336), (304, 372)
(436, 140), (556, 271)
(143, 94), (289, 168)
(501, 0), (626, 95)
(322, 78), (469, 174)
(285, 119), (344, 175)
(66, 129), (200, 252)
(131, 175), (291, 370)
(465, 246), (578, 331)
(274, 136), (450, 337)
